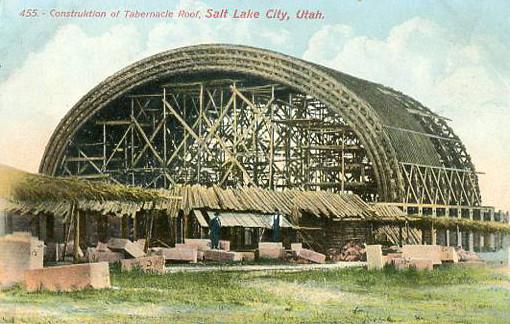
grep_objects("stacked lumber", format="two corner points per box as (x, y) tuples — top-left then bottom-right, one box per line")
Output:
(327, 241), (366, 262)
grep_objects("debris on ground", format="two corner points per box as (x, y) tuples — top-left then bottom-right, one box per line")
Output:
(327, 241), (366, 262)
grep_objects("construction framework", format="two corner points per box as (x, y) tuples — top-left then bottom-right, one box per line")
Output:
(39, 44), (486, 216)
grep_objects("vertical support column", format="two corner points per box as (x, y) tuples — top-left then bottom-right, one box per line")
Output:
(197, 83), (204, 183)
(79, 212), (87, 248)
(445, 207), (450, 246)
(269, 85), (275, 190)
(398, 224), (403, 247)
(456, 208), (462, 248)
(341, 130), (345, 193)
(121, 215), (129, 239)
(431, 207), (437, 245)
(479, 209), (485, 251)
(431, 222), (436, 245)
(490, 209), (496, 250)
(39, 214), (47, 241)
(46, 214), (55, 242)
(102, 123), (107, 171)
(162, 87), (168, 188)
(468, 208), (474, 252)
(133, 213), (138, 240)
(130, 98), (135, 186)
(73, 206), (80, 264)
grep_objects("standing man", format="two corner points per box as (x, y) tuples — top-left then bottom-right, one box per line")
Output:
(272, 209), (281, 242)
(209, 211), (222, 249)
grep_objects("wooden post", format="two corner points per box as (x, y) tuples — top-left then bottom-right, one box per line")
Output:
(399, 224), (403, 247)
(405, 221), (410, 244)
(183, 211), (189, 240)
(73, 207), (80, 263)
(431, 222), (436, 245)
(80, 212), (87, 248)
(121, 215), (129, 238)
(47, 214), (55, 241)
(133, 213), (138, 240)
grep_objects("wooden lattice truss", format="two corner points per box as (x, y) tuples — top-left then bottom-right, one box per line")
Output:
(60, 79), (378, 200)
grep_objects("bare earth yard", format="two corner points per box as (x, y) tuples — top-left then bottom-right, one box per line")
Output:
(1, 264), (510, 323)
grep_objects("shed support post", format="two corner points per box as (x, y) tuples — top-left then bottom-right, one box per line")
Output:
(431, 222), (436, 245)
(73, 208), (80, 264)
(468, 209), (474, 252)
(398, 224), (403, 247)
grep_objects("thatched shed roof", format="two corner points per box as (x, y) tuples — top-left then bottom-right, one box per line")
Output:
(408, 216), (510, 235)
(175, 185), (403, 221)
(0, 165), (181, 219)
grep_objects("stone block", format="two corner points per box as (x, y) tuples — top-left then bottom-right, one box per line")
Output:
(239, 251), (256, 262)
(258, 242), (283, 248)
(297, 248), (326, 264)
(219, 240), (230, 251)
(24, 262), (111, 292)
(96, 242), (110, 252)
(121, 255), (165, 273)
(258, 242), (284, 259)
(291, 243), (302, 252)
(384, 253), (402, 265)
(258, 247), (284, 259)
(203, 249), (242, 262)
(402, 245), (442, 265)
(366, 245), (384, 270)
(158, 247), (197, 263)
(107, 238), (145, 258)
(183, 239), (211, 251)
(393, 258), (410, 271)
(87, 247), (124, 263)
(0, 233), (44, 288)
(408, 258), (434, 271)
(133, 239), (146, 252)
(440, 246), (459, 263)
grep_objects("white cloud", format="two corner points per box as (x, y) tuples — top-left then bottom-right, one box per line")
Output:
(0, 24), (143, 172)
(303, 17), (510, 210)
(0, 6), (289, 173)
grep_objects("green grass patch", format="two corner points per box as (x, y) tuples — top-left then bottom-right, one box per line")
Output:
(1, 264), (509, 323)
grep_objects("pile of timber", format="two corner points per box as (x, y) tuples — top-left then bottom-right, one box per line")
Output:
(327, 241), (366, 262)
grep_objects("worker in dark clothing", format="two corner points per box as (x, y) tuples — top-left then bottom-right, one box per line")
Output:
(209, 211), (222, 249)
(272, 209), (281, 242)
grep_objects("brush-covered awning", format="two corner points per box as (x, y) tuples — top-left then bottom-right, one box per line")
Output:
(0, 164), (181, 219)
(204, 210), (295, 229)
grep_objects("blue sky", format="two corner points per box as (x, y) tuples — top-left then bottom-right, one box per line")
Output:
(0, 0), (509, 209)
